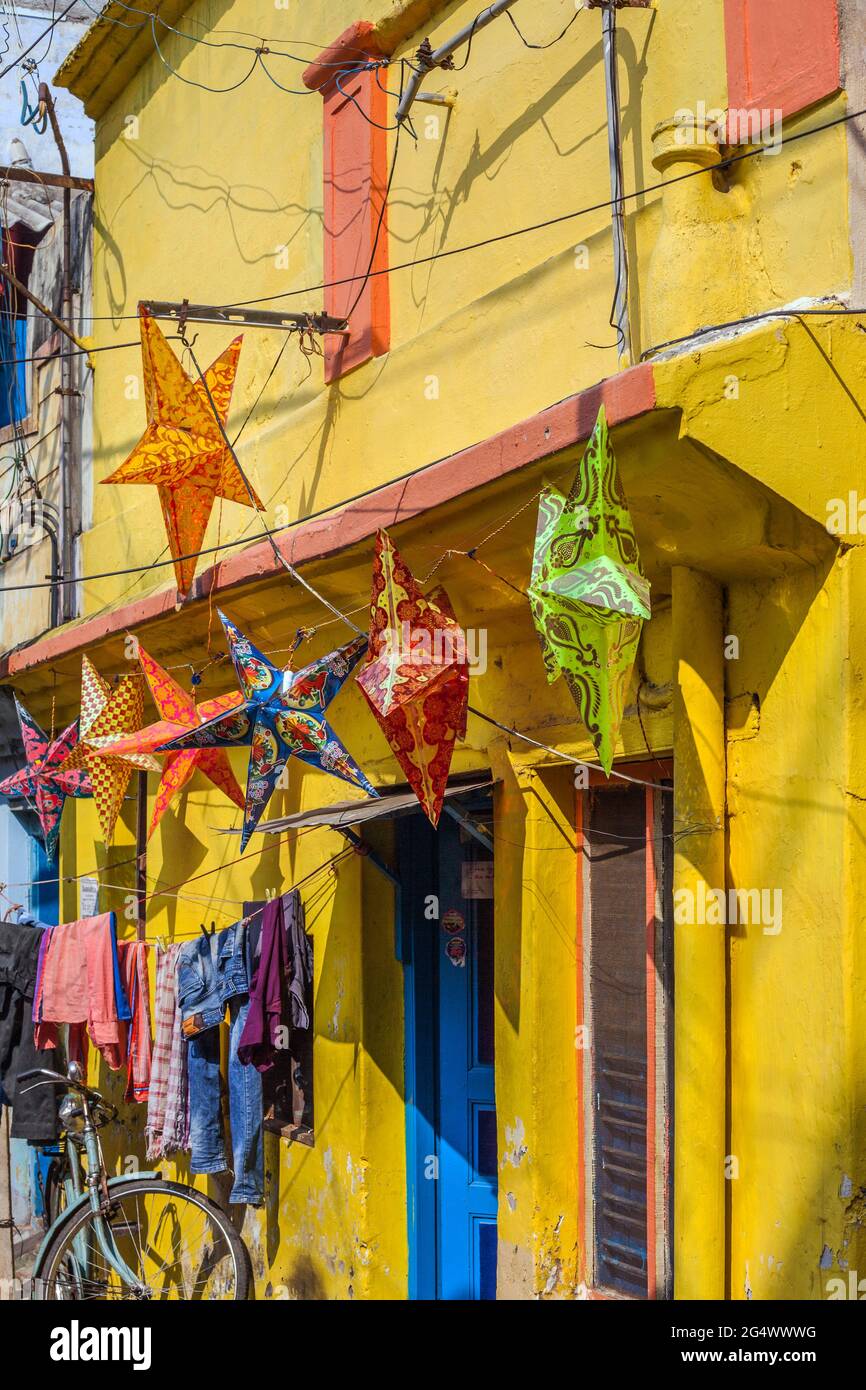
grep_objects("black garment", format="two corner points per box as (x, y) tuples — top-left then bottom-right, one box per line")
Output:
(286, 891), (313, 1030)
(0, 923), (59, 1142)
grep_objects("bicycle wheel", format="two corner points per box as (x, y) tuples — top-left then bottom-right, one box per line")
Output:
(42, 1154), (67, 1228)
(36, 1179), (253, 1301)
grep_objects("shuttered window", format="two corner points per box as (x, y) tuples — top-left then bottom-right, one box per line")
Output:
(578, 774), (673, 1298)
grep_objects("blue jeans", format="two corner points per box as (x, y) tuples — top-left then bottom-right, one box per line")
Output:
(177, 933), (224, 1036)
(188, 993), (263, 1205)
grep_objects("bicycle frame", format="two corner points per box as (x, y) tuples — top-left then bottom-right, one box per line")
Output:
(26, 1069), (159, 1297)
(55, 1090), (146, 1294)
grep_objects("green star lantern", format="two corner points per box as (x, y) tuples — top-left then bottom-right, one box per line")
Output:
(528, 405), (651, 775)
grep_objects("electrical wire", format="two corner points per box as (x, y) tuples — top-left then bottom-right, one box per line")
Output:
(149, 19), (262, 95)
(639, 305), (866, 358)
(74, 0), (390, 65)
(0, 297), (864, 597)
(218, 102), (866, 313)
(0, 99), (859, 342)
(180, 330), (364, 636)
(0, 0), (78, 81)
(505, 5), (581, 49)
(63, 100), (858, 324)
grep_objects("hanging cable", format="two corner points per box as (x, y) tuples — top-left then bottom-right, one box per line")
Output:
(178, 330), (364, 636)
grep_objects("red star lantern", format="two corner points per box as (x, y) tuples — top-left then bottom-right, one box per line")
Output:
(357, 530), (468, 826)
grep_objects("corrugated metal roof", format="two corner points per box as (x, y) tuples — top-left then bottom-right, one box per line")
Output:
(219, 775), (494, 835)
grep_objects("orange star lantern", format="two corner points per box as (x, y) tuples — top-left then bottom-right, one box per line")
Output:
(357, 530), (469, 826)
(106, 645), (246, 838)
(61, 655), (160, 844)
(101, 308), (263, 597)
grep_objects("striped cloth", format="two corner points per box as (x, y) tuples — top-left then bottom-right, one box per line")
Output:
(145, 944), (189, 1159)
(118, 941), (152, 1105)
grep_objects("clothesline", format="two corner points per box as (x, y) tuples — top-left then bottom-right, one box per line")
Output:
(1, 888), (316, 1201)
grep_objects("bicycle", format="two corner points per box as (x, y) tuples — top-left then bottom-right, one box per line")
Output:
(20, 1061), (253, 1300)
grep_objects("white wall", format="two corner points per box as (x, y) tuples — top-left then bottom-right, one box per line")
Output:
(0, 2), (94, 177)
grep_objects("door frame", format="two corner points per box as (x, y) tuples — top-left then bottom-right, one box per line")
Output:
(398, 783), (495, 1300)
(576, 759), (674, 1300)
(399, 805), (439, 1300)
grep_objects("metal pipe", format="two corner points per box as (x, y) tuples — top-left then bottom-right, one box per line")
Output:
(135, 770), (147, 942)
(0, 262), (90, 354)
(601, 4), (632, 362)
(141, 299), (350, 336)
(0, 165), (92, 192)
(396, 0), (521, 125)
(40, 84), (78, 625)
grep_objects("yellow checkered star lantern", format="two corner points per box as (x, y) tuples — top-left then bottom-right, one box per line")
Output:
(61, 654), (160, 844)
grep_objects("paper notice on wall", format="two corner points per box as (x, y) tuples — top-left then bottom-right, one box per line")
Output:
(80, 877), (99, 918)
(461, 860), (494, 900)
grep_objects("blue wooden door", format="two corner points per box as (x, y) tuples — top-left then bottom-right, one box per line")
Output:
(436, 811), (497, 1299)
(401, 794), (497, 1300)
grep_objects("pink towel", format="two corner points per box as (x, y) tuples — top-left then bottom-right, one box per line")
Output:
(34, 914), (124, 1069)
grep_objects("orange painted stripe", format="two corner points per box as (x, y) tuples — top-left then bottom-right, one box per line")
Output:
(304, 22), (391, 383)
(575, 784), (587, 1289)
(644, 785), (657, 1301)
(724, 0), (840, 130)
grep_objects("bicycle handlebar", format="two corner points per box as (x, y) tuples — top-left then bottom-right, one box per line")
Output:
(18, 1066), (110, 1109)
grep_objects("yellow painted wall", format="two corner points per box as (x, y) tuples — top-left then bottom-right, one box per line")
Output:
(8, 0), (861, 1302)
(46, 0), (849, 624)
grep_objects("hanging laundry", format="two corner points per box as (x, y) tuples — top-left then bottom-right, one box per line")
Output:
(145, 944), (189, 1160)
(286, 894), (313, 1031)
(179, 922), (264, 1206)
(117, 940), (152, 1104)
(0, 920), (59, 1143)
(33, 912), (131, 1070)
(238, 891), (307, 1071)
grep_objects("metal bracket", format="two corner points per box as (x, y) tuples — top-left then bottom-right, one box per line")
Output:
(442, 802), (494, 853)
(139, 300), (351, 337)
(396, 0), (521, 126)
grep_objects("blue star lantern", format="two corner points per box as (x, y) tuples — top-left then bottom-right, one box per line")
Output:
(160, 610), (377, 849)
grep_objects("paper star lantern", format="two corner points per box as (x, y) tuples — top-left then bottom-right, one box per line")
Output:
(104, 644), (246, 838)
(100, 308), (263, 597)
(161, 611), (377, 850)
(528, 405), (651, 775)
(356, 529), (468, 826)
(0, 698), (92, 860)
(60, 655), (160, 844)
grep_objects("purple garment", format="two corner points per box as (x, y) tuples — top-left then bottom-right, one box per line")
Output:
(237, 896), (288, 1072)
